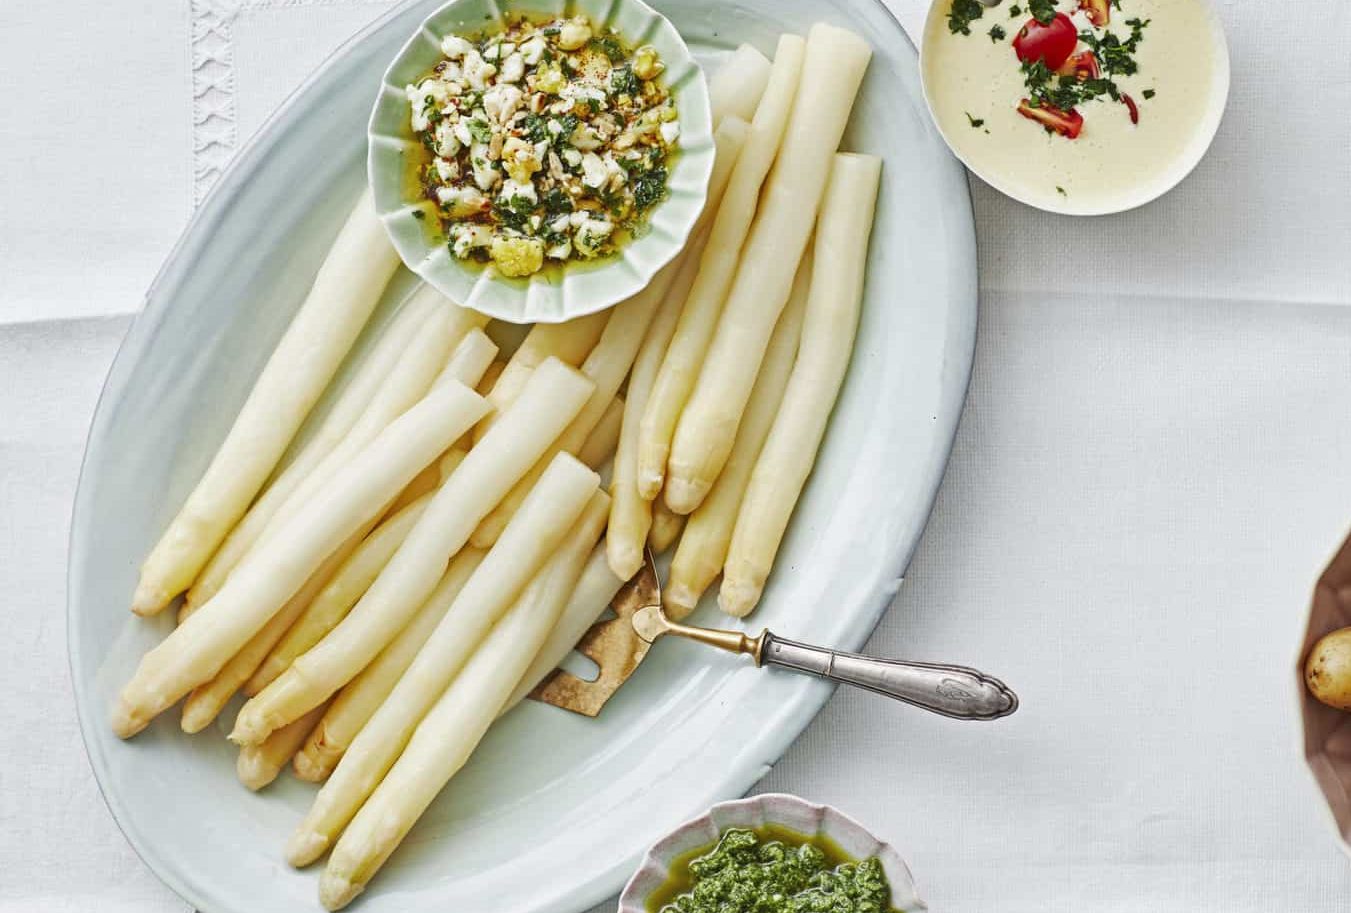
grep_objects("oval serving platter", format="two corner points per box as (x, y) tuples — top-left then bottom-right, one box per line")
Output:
(67, 1), (977, 912)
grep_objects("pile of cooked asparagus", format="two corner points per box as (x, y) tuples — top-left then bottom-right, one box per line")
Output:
(111, 22), (881, 910)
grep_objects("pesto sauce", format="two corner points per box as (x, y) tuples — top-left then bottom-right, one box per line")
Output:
(648, 825), (895, 913)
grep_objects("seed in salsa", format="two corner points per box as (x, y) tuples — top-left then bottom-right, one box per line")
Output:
(406, 14), (678, 277)
(653, 827), (893, 913)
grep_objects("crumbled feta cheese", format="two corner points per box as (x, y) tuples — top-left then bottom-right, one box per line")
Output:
(659, 120), (680, 146)
(571, 123), (602, 151)
(470, 143), (500, 191)
(562, 148), (583, 168)
(453, 120), (474, 148)
(440, 35), (473, 59)
(490, 236), (545, 277)
(546, 239), (573, 260)
(462, 49), (497, 91)
(549, 214), (571, 234)
(573, 215), (613, 257)
(498, 177), (539, 206)
(434, 120), (463, 157)
(434, 157), (459, 182)
(406, 79), (451, 132)
(436, 184), (488, 217)
(558, 18), (593, 51)
(602, 153), (626, 190)
(449, 223), (492, 257)
(520, 36), (547, 66)
(580, 152), (608, 189)
(500, 52), (525, 84)
(483, 83), (524, 123)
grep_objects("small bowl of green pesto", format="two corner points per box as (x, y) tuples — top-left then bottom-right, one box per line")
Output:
(369, 0), (714, 323)
(620, 793), (927, 913)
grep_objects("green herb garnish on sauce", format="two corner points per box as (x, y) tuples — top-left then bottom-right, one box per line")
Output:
(966, 112), (985, 128)
(947, 0), (986, 35)
(1027, 0), (1057, 25)
(652, 827), (893, 913)
(988, 24), (1007, 42)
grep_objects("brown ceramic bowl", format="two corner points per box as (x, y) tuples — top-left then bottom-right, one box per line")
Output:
(1300, 530), (1351, 852)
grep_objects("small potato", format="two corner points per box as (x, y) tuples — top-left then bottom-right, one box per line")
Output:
(1306, 627), (1351, 711)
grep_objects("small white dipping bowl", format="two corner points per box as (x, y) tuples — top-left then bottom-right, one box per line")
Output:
(369, 0), (714, 323)
(918, 0), (1230, 216)
(617, 793), (928, 913)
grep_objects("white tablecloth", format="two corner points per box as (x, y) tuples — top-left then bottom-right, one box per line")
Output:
(4, 1), (1351, 911)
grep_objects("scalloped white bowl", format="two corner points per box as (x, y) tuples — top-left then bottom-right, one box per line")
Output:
(618, 793), (928, 913)
(369, 0), (714, 323)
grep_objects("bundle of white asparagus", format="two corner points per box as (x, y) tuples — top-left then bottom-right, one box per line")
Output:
(112, 24), (882, 910)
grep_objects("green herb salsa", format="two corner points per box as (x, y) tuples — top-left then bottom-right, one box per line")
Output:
(648, 825), (896, 913)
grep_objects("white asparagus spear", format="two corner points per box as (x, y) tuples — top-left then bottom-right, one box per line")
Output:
(605, 253), (698, 578)
(577, 396), (624, 471)
(501, 544), (625, 713)
(133, 190), (401, 616)
(230, 359), (595, 745)
(469, 116), (750, 550)
(665, 26), (872, 514)
(317, 489), (609, 909)
(112, 381), (488, 738)
(637, 38), (806, 500)
(245, 493), (434, 697)
(605, 118), (750, 578)
(287, 455), (599, 868)
(432, 326), (498, 391)
(721, 153), (880, 617)
(177, 292), (438, 621)
(665, 255), (811, 618)
(188, 291), (488, 608)
(236, 701), (329, 792)
(649, 498), (685, 554)
(293, 548), (486, 783)
(472, 311), (609, 443)
(709, 44), (773, 127)
(179, 530), (365, 733)
(468, 291), (663, 549)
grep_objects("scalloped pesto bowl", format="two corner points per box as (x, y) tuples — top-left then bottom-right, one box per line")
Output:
(369, 0), (714, 323)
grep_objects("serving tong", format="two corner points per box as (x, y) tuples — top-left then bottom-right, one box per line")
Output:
(532, 551), (1018, 721)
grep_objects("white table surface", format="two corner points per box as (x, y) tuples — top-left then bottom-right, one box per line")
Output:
(4, 1), (1351, 911)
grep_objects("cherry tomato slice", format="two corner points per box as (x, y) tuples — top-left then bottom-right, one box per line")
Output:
(1016, 99), (1085, 139)
(1013, 13), (1078, 71)
(1079, 0), (1111, 27)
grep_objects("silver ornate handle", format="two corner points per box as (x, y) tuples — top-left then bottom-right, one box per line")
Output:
(759, 633), (1019, 721)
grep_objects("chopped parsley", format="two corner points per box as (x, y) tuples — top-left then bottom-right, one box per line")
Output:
(1008, 4), (1022, 16)
(1056, 185), (1067, 196)
(947, 0), (986, 35)
(522, 113), (549, 144)
(965, 112), (986, 128)
(611, 65), (639, 96)
(588, 35), (625, 62)
(465, 118), (493, 143)
(1019, 15), (1150, 112)
(411, 209), (426, 220)
(1028, 0), (1057, 24)
(632, 164), (668, 209)
(988, 24), (1007, 42)
(1142, 88), (1156, 99)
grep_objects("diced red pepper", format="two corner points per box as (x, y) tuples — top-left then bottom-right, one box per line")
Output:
(1079, 0), (1111, 26)
(1055, 50), (1101, 81)
(1017, 99), (1085, 139)
(1012, 13), (1078, 71)
(1121, 93), (1140, 125)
